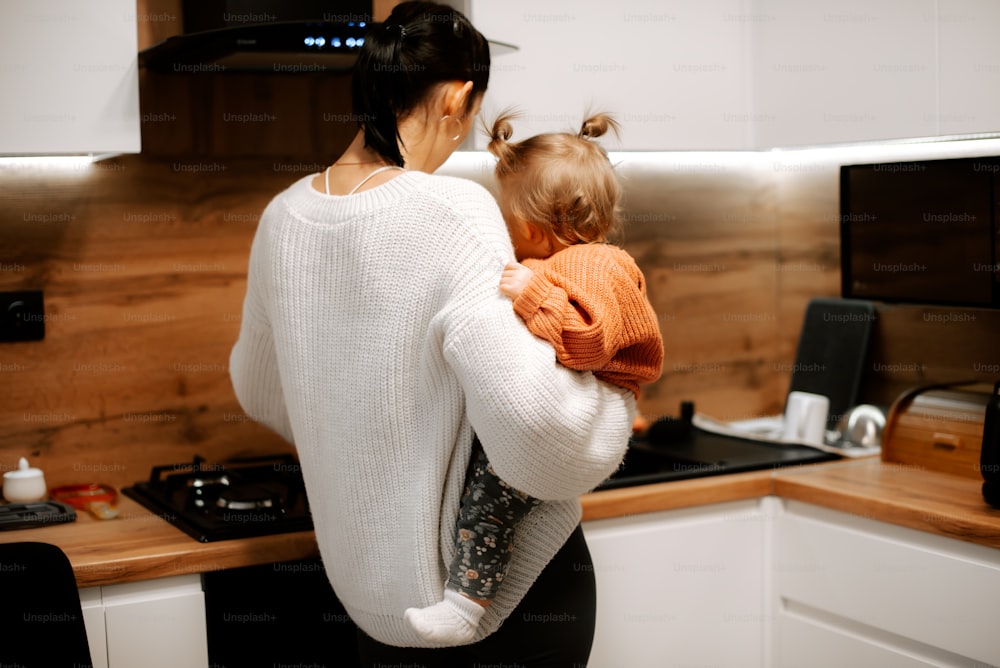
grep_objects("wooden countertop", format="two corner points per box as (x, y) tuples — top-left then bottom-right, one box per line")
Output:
(584, 458), (1000, 548)
(0, 496), (320, 587)
(771, 458), (1000, 549)
(2, 458), (998, 587)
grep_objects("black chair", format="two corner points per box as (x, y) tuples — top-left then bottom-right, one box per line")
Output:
(0, 541), (94, 667)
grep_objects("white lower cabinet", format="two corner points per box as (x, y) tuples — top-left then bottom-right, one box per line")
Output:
(79, 585), (109, 668)
(71, 497), (1000, 668)
(79, 574), (209, 668)
(772, 500), (1000, 668)
(583, 498), (773, 668)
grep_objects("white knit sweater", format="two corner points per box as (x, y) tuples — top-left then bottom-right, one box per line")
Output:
(229, 170), (634, 647)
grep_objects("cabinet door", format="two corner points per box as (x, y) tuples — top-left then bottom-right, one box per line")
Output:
(469, 0), (753, 150)
(752, 0), (938, 148)
(582, 499), (768, 668)
(937, 0), (1000, 137)
(79, 586), (109, 668)
(102, 574), (209, 668)
(0, 0), (141, 155)
(777, 613), (950, 668)
(773, 501), (1000, 668)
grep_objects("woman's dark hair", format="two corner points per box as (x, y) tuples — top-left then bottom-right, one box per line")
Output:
(352, 1), (491, 167)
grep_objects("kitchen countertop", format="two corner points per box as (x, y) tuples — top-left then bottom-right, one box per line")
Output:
(0, 495), (321, 587)
(583, 458), (1000, 549)
(1, 458), (998, 587)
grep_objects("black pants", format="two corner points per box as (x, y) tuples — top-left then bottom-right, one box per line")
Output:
(357, 524), (597, 667)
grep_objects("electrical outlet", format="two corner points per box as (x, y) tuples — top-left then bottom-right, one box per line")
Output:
(0, 290), (45, 342)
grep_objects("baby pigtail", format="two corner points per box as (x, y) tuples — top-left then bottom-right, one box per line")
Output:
(486, 109), (521, 177)
(578, 113), (621, 142)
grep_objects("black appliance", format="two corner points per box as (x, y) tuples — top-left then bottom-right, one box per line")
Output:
(840, 155), (1000, 308)
(140, 0), (516, 73)
(121, 454), (312, 542)
(787, 297), (876, 430)
(181, 0), (372, 33)
(0, 501), (76, 531)
(122, 455), (362, 663)
(141, 0), (373, 72)
(596, 403), (840, 491)
(140, 19), (373, 72)
(205, 558), (360, 667)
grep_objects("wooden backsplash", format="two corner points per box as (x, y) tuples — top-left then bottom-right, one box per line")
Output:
(1, 151), (998, 490)
(0, 156), (297, 487)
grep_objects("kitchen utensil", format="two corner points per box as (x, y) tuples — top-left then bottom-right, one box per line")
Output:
(836, 404), (886, 449)
(49, 483), (121, 520)
(2, 457), (47, 503)
(782, 391), (830, 446)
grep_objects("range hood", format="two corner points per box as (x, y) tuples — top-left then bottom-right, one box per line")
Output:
(141, 20), (370, 72)
(140, 20), (516, 73)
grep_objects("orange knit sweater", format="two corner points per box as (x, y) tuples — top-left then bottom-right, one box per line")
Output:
(515, 243), (664, 397)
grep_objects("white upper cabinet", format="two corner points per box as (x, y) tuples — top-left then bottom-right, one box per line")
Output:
(469, 0), (754, 150)
(752, 0), (939, 147)
(0, 0), (141, 155)
(469, 0), (1000, 149)
(937, 0), (1000, 138)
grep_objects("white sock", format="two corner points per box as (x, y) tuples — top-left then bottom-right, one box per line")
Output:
(404, 588), (486, 644)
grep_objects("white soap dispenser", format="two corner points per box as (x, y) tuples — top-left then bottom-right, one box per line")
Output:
(2, 456), (48, 503)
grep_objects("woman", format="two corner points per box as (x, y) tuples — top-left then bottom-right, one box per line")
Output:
(228, 2), (634, 665)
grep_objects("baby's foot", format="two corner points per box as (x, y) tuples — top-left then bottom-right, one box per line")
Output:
(404, 589), (486, 644)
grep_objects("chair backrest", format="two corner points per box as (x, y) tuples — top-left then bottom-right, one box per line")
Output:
(0, 541), (93, 667)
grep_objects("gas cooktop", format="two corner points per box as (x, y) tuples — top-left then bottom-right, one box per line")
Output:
(122, 454), (312, 542)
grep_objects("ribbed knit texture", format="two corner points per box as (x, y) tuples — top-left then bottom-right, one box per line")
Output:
(229, 171), (635, 647)
(517, 244), (664, 397)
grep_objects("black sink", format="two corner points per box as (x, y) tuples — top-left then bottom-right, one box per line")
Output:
(595, 423), (841, 491)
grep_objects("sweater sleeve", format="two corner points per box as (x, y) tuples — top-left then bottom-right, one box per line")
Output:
(229, 214), (294, 444)
(444, 292), (635, 501)
(515, 252), (622, 371)
(514, 246), (664, 396)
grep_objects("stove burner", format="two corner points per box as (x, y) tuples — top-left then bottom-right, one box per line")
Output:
(121, 454), (312, 542)
(214, 485), (280, 511)
(188, 474), (230, 488)
(215, 496), (277, 510)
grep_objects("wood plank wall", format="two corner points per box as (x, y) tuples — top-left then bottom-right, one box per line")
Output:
(1, 0), (997, 490)
(4, 152), (998, 490)
(0, 157), (298, 488)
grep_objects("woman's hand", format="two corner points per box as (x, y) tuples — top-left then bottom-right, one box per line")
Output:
(499, 261), (534, 299)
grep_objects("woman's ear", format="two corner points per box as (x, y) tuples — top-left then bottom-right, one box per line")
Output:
(442, 80), (475, 117)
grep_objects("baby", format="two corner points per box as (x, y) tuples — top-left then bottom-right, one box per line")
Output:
(404, 111), (664, 644)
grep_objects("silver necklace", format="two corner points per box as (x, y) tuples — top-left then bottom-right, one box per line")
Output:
(325, 164), (405, 195)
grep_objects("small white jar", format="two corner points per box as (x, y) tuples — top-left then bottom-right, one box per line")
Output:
(2, 457), (48, 503)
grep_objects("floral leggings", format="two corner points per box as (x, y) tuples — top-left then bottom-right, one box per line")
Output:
(447, 437), (542, 600)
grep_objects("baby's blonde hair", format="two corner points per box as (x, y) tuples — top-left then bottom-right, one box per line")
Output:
(486, 110), (622, 246)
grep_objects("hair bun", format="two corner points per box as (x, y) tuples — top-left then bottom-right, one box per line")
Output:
(486, 109), (521, 175)
(579, 113), (620, 141)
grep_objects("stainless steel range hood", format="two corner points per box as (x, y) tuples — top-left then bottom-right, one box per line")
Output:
(140, 20), (516, 74)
